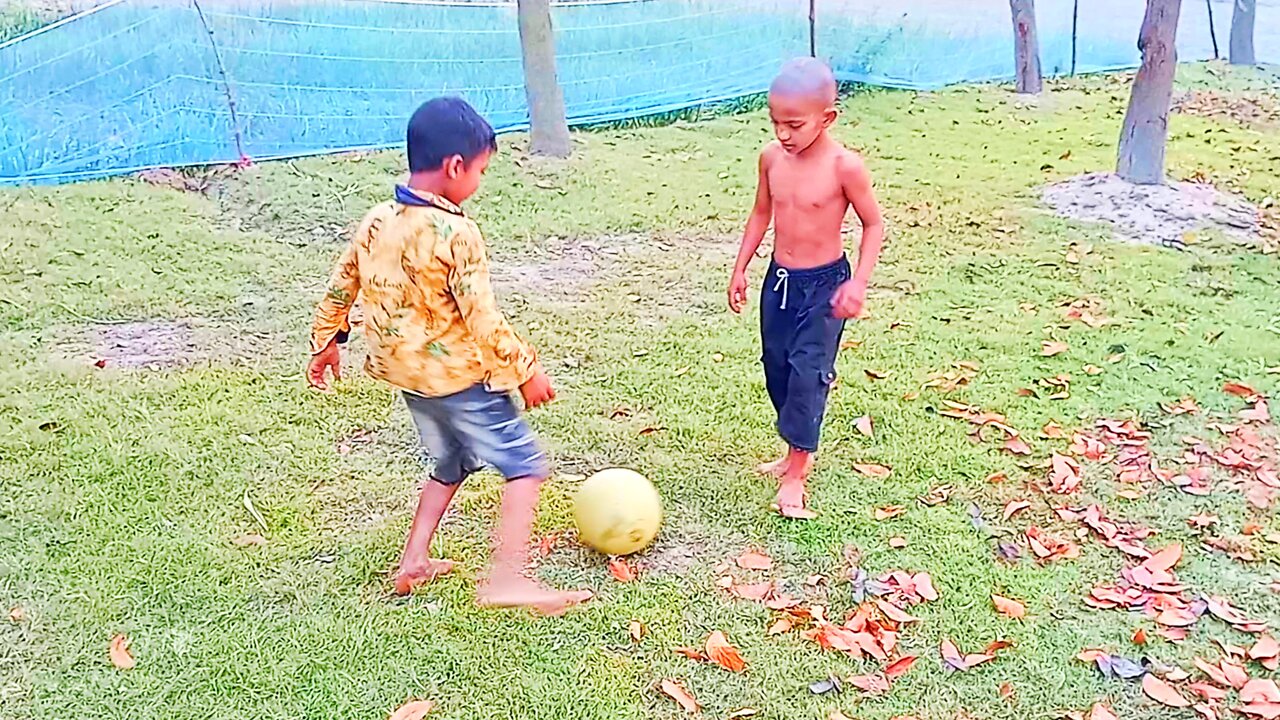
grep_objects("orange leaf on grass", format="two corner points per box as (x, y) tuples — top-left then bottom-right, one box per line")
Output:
(875, 505), (906, 521)
(854, 463), (893, 478)
(608, 558), (637, 582)
(1143, 673), (1191, 707)
(1133, 628), (1148, 645)
(875, 598), (920, 625)
(999, 682), (1016, 703)
(659, 679), (700, 714)
(1250, 635), (1280, 663)
(629, 620), (646, 643)
(855, 415), (875, 438)
(1141, 544), (1183, 573)
(673, 646), (709, 662)
(884, 655), (918, 678)
(889, 537), (908, 549)
(705, 631), (746, 672)
(735, 550), (773, 571)
(767, 617), (793, 636)
(1088, 703), (1119, 720)
(388, 700), (435, 720)
(1004, 436), (1032, 456)
(1041, 421), (1066, 439)
(864, 368), (891, 380)
(992, 595), (1027, 619)
(1224, 381), (1262, 399)
(109, 634), (135, 670)
(1003, 500), (1031, 521)
(1042, 341), (1069, 357)
(1241, 679), (1280, 704)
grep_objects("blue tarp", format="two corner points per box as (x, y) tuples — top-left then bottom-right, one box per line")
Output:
(0, 0), (1274, 185)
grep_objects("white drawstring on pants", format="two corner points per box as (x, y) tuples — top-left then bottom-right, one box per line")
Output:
(772, 267), (790, 310)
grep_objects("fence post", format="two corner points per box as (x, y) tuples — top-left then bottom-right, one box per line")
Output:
(1071, 0), (1079, 75)
(192, 0), (249, 165)
(809, 0), (816, 57)
(1206, 0), (1220, 59)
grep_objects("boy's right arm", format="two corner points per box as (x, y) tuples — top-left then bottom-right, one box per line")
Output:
(445, 221), (546, 403)
(728, 149), (774, 314)
(307, 214), (374, 390)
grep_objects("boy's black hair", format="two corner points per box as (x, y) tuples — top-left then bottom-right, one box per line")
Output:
(406, 97), (497, 173)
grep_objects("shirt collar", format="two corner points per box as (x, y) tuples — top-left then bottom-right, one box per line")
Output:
(394, 185), (465, 216)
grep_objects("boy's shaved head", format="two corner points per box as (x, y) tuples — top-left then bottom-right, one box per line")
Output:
(769, 57), (837, 105)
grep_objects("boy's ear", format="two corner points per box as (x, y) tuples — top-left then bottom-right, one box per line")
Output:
(822, 106), (838, 128)
(443, 154), (465, 179)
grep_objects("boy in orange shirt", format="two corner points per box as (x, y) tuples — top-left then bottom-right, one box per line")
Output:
(308, 97), (591, 614)
(728, 59), (885, 519)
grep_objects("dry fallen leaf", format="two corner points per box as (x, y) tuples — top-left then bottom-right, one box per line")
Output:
(884, 655), (918, 678)
(1223, 380), (1261, 399)
(1003, 500), (1031, 521)
(1042, 340), (1069, 357)
(727, 709), (760, 720)
(629, 620), (646, 643)
(992, 594), (1027, 619)
(673, 646), (708, 662)
(109, 634), (136, 670)
(705, 631), (746, 673)
(609, 557), (638, 582)
(735, 550), (773, 571)
(875, 505), (906, 521)
(659, 678), (700, 714)
(855, 415), (875, 438)
(8, 606), (24, 623)
(864, 369), (891, 380)
(1143, 673), (1191, 707)
(388, 700), (435, 720)
(854, 463), (893, 478)
(889, 536), (908, 549)
(1088, 703), (1119, 720)
(767, 617), (793, 636)
(999, 682), (1016, 703)
(230, 533), (267, 547)
(1133, 628), (1148, 645)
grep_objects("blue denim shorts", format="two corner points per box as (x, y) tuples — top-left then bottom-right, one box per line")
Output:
(404, 385), (549, 485)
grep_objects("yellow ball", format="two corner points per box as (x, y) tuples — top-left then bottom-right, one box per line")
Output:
(573, 468), (662, 556)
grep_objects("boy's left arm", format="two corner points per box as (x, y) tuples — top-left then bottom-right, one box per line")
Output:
(832, 153), (885, 320)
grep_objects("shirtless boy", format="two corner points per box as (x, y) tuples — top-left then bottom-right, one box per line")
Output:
(727, 58), (885, 519)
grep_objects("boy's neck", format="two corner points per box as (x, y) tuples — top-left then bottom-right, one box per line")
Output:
(798, 131), (837, 157)
(406, 171), (452, 200)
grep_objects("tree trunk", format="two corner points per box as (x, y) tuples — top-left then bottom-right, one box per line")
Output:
(1009, 0), (1043, 94)
(1117, 0), (1182, 185)
(1230, 0), (1257, 66)
(516, 0), (571, 157)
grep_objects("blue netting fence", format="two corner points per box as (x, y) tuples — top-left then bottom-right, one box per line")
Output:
(0, 0), (1274, 186)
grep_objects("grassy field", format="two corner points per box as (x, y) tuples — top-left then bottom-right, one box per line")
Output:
(3, 64), (1280, 720)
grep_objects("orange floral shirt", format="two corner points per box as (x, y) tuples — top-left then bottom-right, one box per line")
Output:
(310, 188), (537, 397)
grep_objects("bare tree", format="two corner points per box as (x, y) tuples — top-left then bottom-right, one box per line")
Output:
(1230, 0), (1257, 66)
(1009, 0), (1043, 94)
(1117, 0), (1183, 185)
(517, 0), (571, 157)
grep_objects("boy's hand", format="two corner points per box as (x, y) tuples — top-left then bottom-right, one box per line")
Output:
(519, 367), (556, 409)
(728, 271), (749, 314)
(307, 340), (342, 391)
(831, 279), (867, 320)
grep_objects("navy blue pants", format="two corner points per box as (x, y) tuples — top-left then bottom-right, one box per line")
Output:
(760, 256), (850, 453)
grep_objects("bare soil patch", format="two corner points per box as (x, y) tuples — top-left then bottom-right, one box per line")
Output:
(1043, 172), (1261, 249)
(53, 318), (279, 370)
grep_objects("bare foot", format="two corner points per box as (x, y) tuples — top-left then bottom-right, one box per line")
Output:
(393, 559), (457, 596)
(757, 453), (791, 478)
(772, 479), (816, 519)
(477, 575), (593, 616)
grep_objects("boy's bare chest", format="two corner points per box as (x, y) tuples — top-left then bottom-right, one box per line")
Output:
(767, 161), (843, 211)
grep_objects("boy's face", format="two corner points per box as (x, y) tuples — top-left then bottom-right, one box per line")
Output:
(768, 93), (836, 154)
(442, 149), (492, 204)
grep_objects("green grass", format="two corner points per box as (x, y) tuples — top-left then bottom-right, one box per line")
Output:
(3, 65), (1280, 720)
